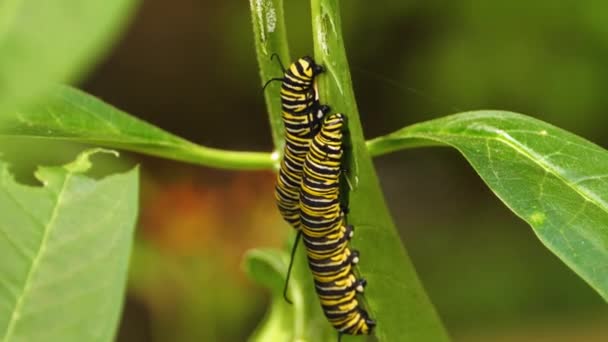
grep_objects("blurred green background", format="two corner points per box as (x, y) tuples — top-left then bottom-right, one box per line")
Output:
(6, 0), (608, 341)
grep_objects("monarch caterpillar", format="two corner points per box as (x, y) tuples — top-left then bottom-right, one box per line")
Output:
(268, 56), (330, 303)
(299, 113), (376, 339)
(272, 56), (329, 230)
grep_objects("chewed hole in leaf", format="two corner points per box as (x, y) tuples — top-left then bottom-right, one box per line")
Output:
(0, 141), (131, 185)
(0, 147), (138, 341)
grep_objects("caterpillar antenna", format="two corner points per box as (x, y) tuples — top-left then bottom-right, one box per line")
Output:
(283, 231), (302, 304)
(262, 77), (283, 92)
(270, 52), (286, 72)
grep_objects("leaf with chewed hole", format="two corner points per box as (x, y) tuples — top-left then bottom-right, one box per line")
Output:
(368, 111), (608, 301)
(0, 148), (138, 342)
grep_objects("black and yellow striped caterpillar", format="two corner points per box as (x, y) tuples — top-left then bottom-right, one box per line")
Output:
(272, 56), (330, 230)
(299, 113), (375, 339)
(268, 56), (375, 338)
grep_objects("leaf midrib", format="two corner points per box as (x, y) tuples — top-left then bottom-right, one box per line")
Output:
(10, 99), (241, 155)
(400, 128), (608, 218)
(2, 173), (71, 342)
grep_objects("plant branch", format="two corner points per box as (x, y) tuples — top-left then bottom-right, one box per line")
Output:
(311, 0), (450, 340)
(249, 0), (291, 151)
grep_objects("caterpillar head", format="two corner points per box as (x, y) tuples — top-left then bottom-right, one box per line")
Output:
(300, 56), (324, 78)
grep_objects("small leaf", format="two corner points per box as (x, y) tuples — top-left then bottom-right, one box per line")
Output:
(244, 243), (336, 342)
(0, 149), (139, 341)
(0, 0), (139, 116)
(368, 111), (608, 301)
(244, 249), (294, 342)
(245, 249), (288, 293)
(0, 85), (274, 170)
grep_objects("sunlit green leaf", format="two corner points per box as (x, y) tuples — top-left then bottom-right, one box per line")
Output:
(368, 111), (608, 301)
(0, 86), (274, 170)
(0, 148), (138, 341)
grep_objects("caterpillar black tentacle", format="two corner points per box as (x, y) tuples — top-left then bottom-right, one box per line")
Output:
(282, 230), (302, 305)
(270, 52), (286, 72)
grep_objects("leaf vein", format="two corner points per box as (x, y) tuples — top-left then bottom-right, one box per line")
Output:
(1, 173), (71, 342)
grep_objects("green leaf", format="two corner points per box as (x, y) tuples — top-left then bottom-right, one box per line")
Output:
(244, 249), (294, 342)
(0, 148), (138, 341)
(0, 85), (274, 170)
(311, 0), (449, 341)
(0, 0), (139, 116)
(249, 0), (291, 149)
(244, 243), (335, 342)
(367, 111), (608, 301)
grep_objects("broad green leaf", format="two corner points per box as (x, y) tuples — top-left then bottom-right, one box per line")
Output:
(0, 86), (274, 170)
(367, 111), (608, 301)
(244, 242), (335, 342)
(0, 148), (138, 342)
(0, 0), (139, 116)
(249, 0), (291, 149)
(311, 0), (449, 341)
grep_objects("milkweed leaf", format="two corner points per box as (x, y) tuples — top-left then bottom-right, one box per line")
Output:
(0, 149), (138, 342)
(368, 111), (608, 301)
(0, 86), (273, 170)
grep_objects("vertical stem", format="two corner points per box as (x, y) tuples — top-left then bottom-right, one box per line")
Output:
(249, 0), (291, 154)
(250, 2), (336, 341)
(311, 0), (450, 341)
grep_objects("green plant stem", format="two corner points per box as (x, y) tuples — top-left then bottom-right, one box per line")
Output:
(249, 0), (291, 150)
(0, 85), (277, 171)
(249, 0), (341, 340)
(366, 136), (445, 156)
(0, 135), (275, 170)
(126, 142), (277, 170)
(311, 0), (449, 340)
